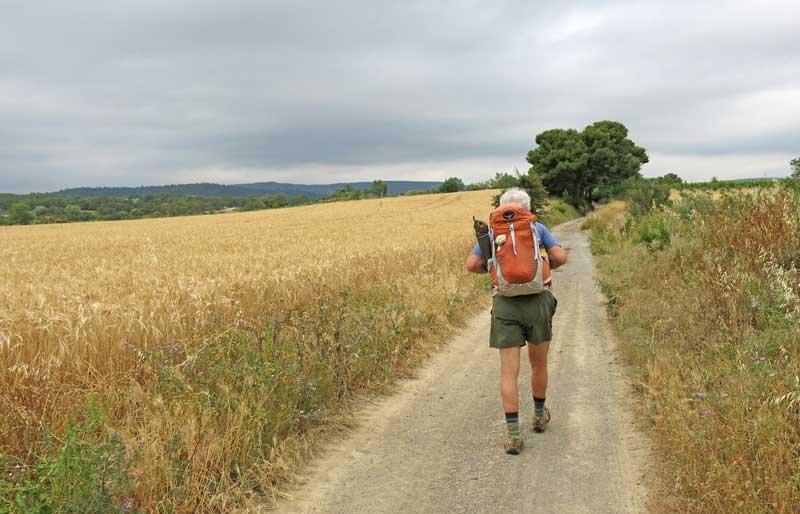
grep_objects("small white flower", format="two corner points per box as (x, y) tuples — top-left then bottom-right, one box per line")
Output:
(495, 234), (507, 246)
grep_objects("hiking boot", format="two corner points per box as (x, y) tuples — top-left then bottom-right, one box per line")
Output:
(532, 406), (551, 433)
(504, 435), (524, 455)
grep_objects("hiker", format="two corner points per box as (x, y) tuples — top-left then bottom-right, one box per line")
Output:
(466, 188), (567, 455)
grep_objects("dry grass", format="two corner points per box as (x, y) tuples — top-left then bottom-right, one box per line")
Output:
(537, 198), (580, 226)
(588, 187), (800, 513)
(0, 190), (502, 512)
(580, 200), (627, 231)
(668, 186), (776, 201)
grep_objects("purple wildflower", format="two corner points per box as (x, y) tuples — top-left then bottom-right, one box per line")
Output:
(123, 498), (134, 509)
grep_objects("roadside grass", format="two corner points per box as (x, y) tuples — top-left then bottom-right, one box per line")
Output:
(586, 186), (800, 513)
(580, 200), (627, 232)
(538, 198), (580, 227)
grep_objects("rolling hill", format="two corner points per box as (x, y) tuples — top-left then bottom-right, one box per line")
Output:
(54, 181), (441, 199)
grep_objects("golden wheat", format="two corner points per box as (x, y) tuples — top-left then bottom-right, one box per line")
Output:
(1, 190), (500, 511)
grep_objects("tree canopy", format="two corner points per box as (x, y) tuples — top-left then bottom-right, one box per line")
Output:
(791, 157), (800, 180)
(8, 203), (34, 225)
(467, 172), (518, 191)
(365, 180), (388, 198)
(484, 169), (549, 213)
(659, 172), (683, 184)
(436, 177), (466, 193)
(527, 121), (648, 210)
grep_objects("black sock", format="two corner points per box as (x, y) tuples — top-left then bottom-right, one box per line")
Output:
(533, 396), (546, 416)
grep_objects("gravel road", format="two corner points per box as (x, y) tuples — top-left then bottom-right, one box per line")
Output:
(271, 218), (650, 514)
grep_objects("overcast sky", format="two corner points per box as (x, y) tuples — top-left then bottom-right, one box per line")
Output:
(1, 1), (798, 193)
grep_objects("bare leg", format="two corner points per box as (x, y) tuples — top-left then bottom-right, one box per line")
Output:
(527, 341), (550, 399)
(499, 346), (521, 413)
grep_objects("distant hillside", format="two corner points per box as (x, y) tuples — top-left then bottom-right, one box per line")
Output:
(54, 181), (441, 199)
(727, 177), (783, 182)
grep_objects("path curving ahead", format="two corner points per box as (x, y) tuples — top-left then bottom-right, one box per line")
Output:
(270, 218), (650, 514)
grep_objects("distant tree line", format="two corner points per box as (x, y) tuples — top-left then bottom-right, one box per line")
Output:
(318, 180), (390, 202)
(0, 180), (411, 226)
(0, 192), (312, 226)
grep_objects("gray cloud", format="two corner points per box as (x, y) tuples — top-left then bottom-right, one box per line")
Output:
(1, 0), (798, 193)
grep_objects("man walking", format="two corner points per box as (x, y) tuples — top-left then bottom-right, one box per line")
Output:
(466, 188), (567, 454)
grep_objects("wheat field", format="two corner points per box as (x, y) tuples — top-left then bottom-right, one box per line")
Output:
(1, 190), (499, 512)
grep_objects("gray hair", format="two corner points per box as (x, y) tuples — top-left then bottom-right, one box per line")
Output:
(498, 187), (531, 210)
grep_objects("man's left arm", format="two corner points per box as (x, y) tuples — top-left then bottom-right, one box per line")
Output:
(539, 224), (567, 269)
(547, 245), (567, 269)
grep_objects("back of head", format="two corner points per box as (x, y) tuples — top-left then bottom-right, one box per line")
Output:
(498, 187), (531, 211)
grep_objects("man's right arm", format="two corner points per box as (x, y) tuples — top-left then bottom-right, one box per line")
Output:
(466, 253), (486, 273)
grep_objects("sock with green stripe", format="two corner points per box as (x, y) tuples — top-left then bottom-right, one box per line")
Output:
(505, 411), (520, 437)
(533, 396), (546, 417)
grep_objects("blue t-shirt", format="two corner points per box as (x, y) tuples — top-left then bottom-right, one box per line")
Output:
(471, 222), (558, 258)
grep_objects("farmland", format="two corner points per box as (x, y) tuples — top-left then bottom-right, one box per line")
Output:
(0, 190), (531, 512)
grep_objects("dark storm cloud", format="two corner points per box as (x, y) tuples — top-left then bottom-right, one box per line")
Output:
(1, 0), (798, 192)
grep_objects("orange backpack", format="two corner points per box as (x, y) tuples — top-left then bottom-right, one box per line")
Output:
(488, 203), (552, 296)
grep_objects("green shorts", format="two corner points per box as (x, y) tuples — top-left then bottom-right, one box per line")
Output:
(490, 291), (558, 349)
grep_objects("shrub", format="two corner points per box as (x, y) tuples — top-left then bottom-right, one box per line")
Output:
(634, 214), (671, 252)
(673, 192), (716, 220)
(1, 398), (138, 514)
(625, 183), (671, 216)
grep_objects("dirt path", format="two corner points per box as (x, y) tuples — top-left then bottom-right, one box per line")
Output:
(270, 219), (650, 514)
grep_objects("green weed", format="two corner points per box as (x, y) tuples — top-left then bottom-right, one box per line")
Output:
(0, 398), (139, 514)
(633, 214), (671, 253)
